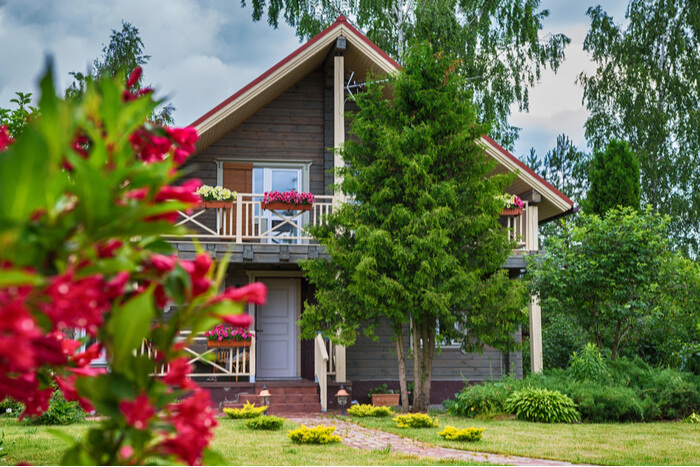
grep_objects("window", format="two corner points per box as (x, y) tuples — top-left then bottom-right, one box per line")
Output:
(74, 328), (108, 367)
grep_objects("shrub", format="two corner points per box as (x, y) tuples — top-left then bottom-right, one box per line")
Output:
(24, 390), (85, 426)
(223, 401), (268, 419)
(504, 388), (580, 423)
(542, 313), (586, 370)
(0, 398), (23, 418)
(445, 376), (523, 417)
(683, 412), (700, 423)
(567, 382), (644, 423)
(288, 425), (340, 444)
(245, 415), (285, 430)
(438, 426), (484, 442)
(347, 404), (393, 417)
(569, 343), (611, 383)
(393, 413), (439, 428)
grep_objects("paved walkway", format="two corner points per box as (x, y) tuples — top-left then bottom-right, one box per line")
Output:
(286, 415), (585, 466)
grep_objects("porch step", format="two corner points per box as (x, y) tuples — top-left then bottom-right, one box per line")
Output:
(221, 382), (321, 414)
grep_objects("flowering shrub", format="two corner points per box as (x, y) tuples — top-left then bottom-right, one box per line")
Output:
(497, 193), (524, 209)
(0, 66), (266, 465)
(196, 184), (236, 202)
(262, 190), (315, 206)
(204, 324), (253, 342)
(287, 425), (340, 444)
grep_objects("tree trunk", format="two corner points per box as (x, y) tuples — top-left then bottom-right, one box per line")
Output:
(411, 316), (436, 413)
(394, 327), (409, 413)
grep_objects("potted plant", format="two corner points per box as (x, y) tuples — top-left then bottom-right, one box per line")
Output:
(196, 185), (236, 209)
(498, 194), (524, 216)
(261, 190), (314, 211)
(204, 324), (253, 348)
(368, 383), (400, 407)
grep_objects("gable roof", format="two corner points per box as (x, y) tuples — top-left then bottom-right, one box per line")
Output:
(191, 16), (573, 223)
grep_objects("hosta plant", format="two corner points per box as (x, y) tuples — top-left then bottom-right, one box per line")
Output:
(438, 426), (485, 442)
(287, 425), (340, 444)
(505, 388), (580, 423)
(393, 413), (439, 428)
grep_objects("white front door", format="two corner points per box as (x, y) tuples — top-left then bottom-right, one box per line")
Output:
(256, 278), (298, 379)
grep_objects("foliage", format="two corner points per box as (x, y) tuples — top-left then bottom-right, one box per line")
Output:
(367, 384), (392, 398)
(204, 324), (253, 342)
(586, 139), (640, 215)
(224, 401), (268, 419)
(0, 92), (36, 138)
(65, 21), (174, 124)
(287, 425), (341, 444)
(566, 382), (644, 423)
(300, 42), (528, 413)
(347, 404), (393, 418)
(683, 413), (700, 423)
(445, 378), (521, 418)
(438, 426), (484, 442)
(0, 399), (23, 418)
(23, 390), (85, 426)
(529, 207), (672, 360)
(243, 0), (569, 150)
(578, 1), (700, 254)
(245, 416), (285, 430)
(569, 343), (611, 384)
(541, 314), (585, 370)
(262, 190), (315, 205)
(393, 413), (439, 428)
(504, 388), (580, 424)
(0, 63), (266, 465)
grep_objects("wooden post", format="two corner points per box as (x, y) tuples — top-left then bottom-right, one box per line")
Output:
(333, 55), (345, 208)
(249, 333), (256, 383)
(235, 196), (243, 243)
(334, 344), (346, 382)
(526, 203), (538, 251)
(315, 334), (328, 411)
(529, 296), (543, 373)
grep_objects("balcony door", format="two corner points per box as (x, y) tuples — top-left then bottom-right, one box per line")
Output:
(253, 167), (303, 243)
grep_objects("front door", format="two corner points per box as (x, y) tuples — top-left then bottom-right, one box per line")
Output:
(256, 278), (298, 379)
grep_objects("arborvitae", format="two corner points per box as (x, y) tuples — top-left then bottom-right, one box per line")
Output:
(587, 139), (640, 216)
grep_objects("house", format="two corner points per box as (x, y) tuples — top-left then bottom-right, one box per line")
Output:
(170, 16), (574, 412)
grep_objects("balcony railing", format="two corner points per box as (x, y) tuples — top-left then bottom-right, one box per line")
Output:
(168, 193), (532, 252)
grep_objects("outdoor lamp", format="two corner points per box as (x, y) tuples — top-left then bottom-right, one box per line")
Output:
(335, 385), (350, 416)
(259, 385), (271, 415)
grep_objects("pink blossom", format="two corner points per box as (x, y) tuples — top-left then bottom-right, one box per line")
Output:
(161, 389), (217, 465)
(215, 282), (267, 305)
(162, 357), (196, 389)
(120, 394), (156, 430)
(221, 313), (253, 328)
(149, 254), (178, 273)
(0, 126), (14, 151)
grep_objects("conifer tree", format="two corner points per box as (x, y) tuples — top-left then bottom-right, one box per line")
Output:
(300, 42), (528, 412)
(586, 139), (640, 216)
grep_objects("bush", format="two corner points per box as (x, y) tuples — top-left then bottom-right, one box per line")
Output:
(393, 413), (439, 428)
(223, 401), (267, 419)
(347, 404), (393, 417)
(505, 388), (580, 423)
(569, 343), (611, 383)
(438, 426), (484, 442)
(245, 416), (285, 430)
(24, 390), (85, 426)
(0, 398), (23, 418)
(542, 314), (586, 370)
(445, 376), (523, 417)
(568, 382), (644, 423)
(287, 425), (340, 444)
(683, 412), (700, 423)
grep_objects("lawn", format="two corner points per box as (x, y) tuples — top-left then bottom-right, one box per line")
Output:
(352, 413), (700, 465)
(0, 418), (477, 466)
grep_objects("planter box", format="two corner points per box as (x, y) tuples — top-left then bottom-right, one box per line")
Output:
(372, 393), (400, 407)
(200, 200), (233, 209)
(207, 340), (251, 348)
(262, 202), (313, 212)
(500, 207), (523, 216)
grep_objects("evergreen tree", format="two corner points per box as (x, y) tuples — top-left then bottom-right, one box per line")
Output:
(586, 139), (640, 216)
(300, 42), (528, 412)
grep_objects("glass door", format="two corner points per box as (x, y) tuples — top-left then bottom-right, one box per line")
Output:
(253, 167), (303, 243)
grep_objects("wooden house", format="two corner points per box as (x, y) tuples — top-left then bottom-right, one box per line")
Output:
(170, 16), (574, 412)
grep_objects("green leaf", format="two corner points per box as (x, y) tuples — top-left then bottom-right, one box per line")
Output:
(201, 448), (226, 466)
(0, 269), (42, 287)
(108, 287), (156, 373)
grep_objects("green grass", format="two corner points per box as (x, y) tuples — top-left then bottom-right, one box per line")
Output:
(352, 413), (700, 465)
(0, 418), (478, 466)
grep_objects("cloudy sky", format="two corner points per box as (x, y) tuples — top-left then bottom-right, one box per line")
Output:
(0, 0), (628, 160)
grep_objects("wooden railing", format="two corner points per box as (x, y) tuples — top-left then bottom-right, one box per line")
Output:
(170, 193), (334, 244)
(140, 331), (256, 382)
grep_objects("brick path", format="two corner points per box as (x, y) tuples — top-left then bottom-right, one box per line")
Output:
(286, 415), (585, 466)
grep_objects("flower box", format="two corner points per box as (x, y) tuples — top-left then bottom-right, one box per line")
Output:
(372, 393), (400, 407)
(262, 202), (313, 212)
(200, 200), (233, 209)
(500, 207), (523, 216)
(207, 340), (251, 348)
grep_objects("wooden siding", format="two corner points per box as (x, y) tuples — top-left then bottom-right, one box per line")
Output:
(185, 68), (327, 195)
(346, 319), (522, 382)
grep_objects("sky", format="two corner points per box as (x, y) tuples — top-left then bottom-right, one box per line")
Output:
(0, 0), (629, 161)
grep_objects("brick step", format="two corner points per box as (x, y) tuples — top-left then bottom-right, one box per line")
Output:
(260, 386), (318, 395)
